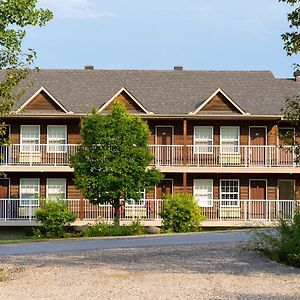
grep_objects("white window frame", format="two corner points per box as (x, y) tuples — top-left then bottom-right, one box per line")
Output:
(193, 179), (213, 207)
(20, 125), (40, 153)
(47, 125), (67, 153)
(220, 126), (240, 153)
(194, 126), (213, 154)
(19, 178), (40, 207)
(220, 179), (240, 207)
(46, 178), (67, 201)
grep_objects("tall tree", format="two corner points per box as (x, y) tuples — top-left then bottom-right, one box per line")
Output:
(280, 0), (300, 56)
(279, 0), (300, 147)
(70, 102), (163, 222)
(0, 0), (53, 147)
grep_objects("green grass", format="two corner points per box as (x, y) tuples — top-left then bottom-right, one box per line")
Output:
(0, 237), (42, 244)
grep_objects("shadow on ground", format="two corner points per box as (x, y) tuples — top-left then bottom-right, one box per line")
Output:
(1, 242), (299, 276)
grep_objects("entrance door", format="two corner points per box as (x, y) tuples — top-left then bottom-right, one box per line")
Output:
(0, 179), (9, 219)
(250, 180), (267, 219)
(278, 180), (295, 219)
(156, 126), (173, 165)
(156, 179), (173, 199)
(249, 127), (266, 166)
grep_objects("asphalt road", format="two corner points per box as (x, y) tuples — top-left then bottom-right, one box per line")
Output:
(0, 230), (252, 256)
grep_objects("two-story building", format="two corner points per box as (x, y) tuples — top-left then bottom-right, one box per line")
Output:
(1, 66), (300, 226)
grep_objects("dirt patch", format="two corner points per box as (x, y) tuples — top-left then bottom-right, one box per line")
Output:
(0, 242), (300, 299)
(0, 264), (22, 282)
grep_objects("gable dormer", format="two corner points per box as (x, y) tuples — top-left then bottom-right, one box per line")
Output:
(17, 87), (68, 114)
(99, 87), (151, 114)
(191, 88), (246, 115)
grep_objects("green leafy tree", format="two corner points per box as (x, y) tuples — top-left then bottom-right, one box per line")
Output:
(279, 1), (300, 151)
(279, 0), (300, 56)
(0, 0), (53, 150)
(70, 102), (163, 223)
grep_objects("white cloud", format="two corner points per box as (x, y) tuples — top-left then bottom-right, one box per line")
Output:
(39, 0), (116, 19)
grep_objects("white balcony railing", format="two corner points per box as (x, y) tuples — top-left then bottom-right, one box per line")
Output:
(0, 199), (299, 223)
(186, 145), (298, 167)
(148, 145), (299, 167)
(0, 144), (299, 168)
(0, 199), (163, 222)
(0, 144), (79, 166)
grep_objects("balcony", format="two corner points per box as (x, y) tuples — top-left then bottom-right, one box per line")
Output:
(0, 198), (299, 227)
(0, 144), (79, 167)
(149, 145), (299, 171)
(0, 144), (299, 171)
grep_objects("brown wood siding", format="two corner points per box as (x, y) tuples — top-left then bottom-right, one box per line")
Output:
(187, 121), (279, 146)
(5, 118), (281, 147)
(24, 91), (64, 113)
(7, 173), (82, 199)
(103, 91), (145, 113)
(7, 119), (81, 144)
(200, 93), (240, 113)
(184, 174), (300, 201)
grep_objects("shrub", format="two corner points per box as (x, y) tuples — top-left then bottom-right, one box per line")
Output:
(254, 208), (300, 267)
(160, 194), (205, 233)
(34, 199), (76, 238)
(82, 221), (146, 237)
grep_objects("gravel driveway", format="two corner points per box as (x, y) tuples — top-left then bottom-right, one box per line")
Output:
(0, 241), (300, 299)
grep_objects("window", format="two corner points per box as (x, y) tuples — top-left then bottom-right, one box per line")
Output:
(46, 178), (66, 200)
(20, 178), (39, 206)
(20, 125), (40, 152)
(220, 180), (239, 207)
(194, 126), (213, 153)
(194, 179), (213, 207)
(47, 125), (67, 153)
(220, 126), (239, 153)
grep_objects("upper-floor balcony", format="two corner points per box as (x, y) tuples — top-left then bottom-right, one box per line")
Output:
(0, 144), (299, 172)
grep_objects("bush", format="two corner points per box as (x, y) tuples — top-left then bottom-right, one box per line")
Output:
(82, 221), (146, 237)
(34, 199), (76, 238)
(254, 208), (300, 267)
(160, 194), (205, 233)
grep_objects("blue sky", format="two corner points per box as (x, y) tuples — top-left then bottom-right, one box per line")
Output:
(23, 0), (299, 77)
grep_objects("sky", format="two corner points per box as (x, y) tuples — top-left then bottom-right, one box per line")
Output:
(22, 0), (300, 78)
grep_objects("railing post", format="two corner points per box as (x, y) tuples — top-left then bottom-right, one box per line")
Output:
(29, 199), (32, 221)
(54, 145), (57, 166)
(183, 119), (187, 166)
(4, 199), (7, 221)
(79, 197), (84, 220)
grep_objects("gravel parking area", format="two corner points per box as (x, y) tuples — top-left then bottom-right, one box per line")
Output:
(1, 242), (300, 299)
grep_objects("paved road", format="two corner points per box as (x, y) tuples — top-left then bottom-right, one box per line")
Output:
(0, 230), (252, 256)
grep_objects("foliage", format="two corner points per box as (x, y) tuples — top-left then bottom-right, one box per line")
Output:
(70, 102), (163, 221)
(253, 208), (300, 267)
(279, 0), (300, 56)
(279, 1), (300, 157)
(160, 194), (205, 233)
(34, 199), (76, 238)
(82, 221), (147, 237)
(0, 0), (53, 162)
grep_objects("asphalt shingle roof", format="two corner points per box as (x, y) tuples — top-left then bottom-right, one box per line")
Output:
(8, 69), (300, 115)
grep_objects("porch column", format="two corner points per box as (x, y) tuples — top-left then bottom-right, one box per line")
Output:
(79, 197), (84, 220)
(183, 172), (187, 193)
(183, 119), (187, 166)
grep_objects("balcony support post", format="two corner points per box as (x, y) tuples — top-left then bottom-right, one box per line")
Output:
(79, 197), (84, 220)
(183, 119), (187, 166)
(183, 172), (187, 193)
